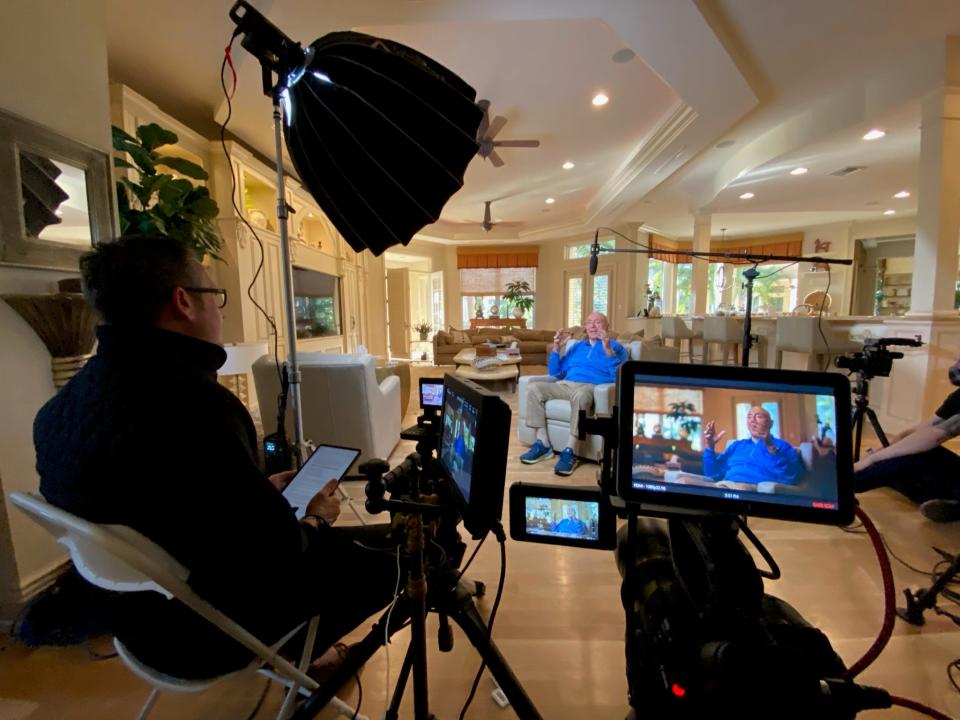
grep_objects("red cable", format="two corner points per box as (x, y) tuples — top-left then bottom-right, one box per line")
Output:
(224, 42), (238, 100)
(844, 504), (896, 679)
(889, 694), (955, 720)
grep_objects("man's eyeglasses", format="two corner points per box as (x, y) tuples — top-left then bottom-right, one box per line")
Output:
(182, 287), (228, 309)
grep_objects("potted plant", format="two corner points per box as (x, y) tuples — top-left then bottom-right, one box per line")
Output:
(112, 123), (222, 261)
(413, 321), (432, 341)
(504, 280), (534, 319)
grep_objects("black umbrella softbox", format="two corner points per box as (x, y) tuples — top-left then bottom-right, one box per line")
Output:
(284, 32), (482, 256)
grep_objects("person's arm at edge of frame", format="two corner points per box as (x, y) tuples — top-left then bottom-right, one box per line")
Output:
(854, 417), (957, 472)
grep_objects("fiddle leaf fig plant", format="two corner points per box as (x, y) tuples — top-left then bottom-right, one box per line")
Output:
(112, 123), (223, 261)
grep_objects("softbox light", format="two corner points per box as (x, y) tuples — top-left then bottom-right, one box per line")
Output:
(231, 2), (482, 256)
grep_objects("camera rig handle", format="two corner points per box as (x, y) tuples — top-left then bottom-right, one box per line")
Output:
(578, 409), (620, 498)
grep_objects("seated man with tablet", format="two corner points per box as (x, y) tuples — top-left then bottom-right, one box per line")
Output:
(34, 236), (400, 682)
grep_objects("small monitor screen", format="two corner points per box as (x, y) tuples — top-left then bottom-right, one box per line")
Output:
(623, 370), (846, 520)
(440, 386), (478, 502)
(523, 496), (601, 543)
(421, 381), (444, 408)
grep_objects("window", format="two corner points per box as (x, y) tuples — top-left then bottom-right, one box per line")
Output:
(645, 259), (664, 310)
(815, 395), (837, 444)
(675, 263), (692, 314)
(567, 237), (614, 260)
(459, 267), (536, 327)
(567, 276), (583, 326)
(592, 273), (609, 315)
(731, 264), (798, 314)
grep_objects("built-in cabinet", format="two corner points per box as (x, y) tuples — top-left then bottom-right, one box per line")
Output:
(110, 85), (381, 366)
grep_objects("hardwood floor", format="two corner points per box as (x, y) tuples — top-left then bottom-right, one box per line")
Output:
(2, 364), (958, 719)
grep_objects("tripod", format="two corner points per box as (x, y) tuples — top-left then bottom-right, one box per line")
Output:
(850, 371), (889, 462)
(291, 459), (541, 720)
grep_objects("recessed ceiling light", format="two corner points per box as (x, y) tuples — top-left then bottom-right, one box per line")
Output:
(715, 139), (735, 149)
(612, 48), (636, 63)
(592, 93), (609, 107)
(863, 128), (886, 140)
(307, 212), (313, 217)
(894, 190), (910, 198)
(545, 197), (556, 205)
(883, 209), (896, 215)
(739, 192), (755, 200)
(562, 161), (575, 170)
(790, 167), (808, 176)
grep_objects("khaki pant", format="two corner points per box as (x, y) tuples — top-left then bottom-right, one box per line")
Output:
(525, 381), (595, 438)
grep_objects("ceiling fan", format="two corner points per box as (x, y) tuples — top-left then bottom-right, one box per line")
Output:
(457, 200), (523, 233)
(475, 99), (541, 167)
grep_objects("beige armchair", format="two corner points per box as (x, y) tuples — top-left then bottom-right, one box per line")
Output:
(517, 340), (680, 462)
(252, 352), (400, 469)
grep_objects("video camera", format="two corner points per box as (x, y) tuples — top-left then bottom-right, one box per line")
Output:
(835, 336), (922, 378)
(303, 366), (894, 720)
(508, 362), (902, 719)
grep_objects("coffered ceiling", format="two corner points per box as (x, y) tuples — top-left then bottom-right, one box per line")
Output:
(104, 0), (960, 244)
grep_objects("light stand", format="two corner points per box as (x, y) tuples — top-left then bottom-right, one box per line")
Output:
(589, 240), (852, 368)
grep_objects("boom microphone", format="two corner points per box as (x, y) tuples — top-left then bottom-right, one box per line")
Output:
(589, 229), (599, 275)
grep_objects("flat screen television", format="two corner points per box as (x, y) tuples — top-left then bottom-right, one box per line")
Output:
(293, 267), (342, 339)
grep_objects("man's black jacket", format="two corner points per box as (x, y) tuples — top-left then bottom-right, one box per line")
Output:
(34, 326), (315, 678)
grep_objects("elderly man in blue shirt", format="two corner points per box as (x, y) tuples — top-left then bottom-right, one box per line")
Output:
(703, 406), (803, 485)
(520, 311), (628, 475)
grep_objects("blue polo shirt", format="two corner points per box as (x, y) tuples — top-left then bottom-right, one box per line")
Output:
(548, 339), (628, 384)
(703, 436), (803, 485)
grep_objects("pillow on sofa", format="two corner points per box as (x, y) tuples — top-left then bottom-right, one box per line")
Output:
(434, 330), (451, 345)
(448, 327), (471, 344)
(501, 334), (519, 345)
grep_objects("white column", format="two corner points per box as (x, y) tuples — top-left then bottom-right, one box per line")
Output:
(911, 40), (960, 317)
(692, 213), (711, 314)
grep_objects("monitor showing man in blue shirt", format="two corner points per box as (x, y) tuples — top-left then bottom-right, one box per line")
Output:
(703, 406), (804, 485)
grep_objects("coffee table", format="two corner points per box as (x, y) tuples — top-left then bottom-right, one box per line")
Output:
(452, 348), (521, 393)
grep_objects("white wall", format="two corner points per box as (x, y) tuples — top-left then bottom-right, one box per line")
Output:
(0, 0), (112, 615)
(796, 217), (919, 317)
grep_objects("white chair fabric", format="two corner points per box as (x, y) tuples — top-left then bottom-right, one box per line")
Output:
(253, 352), (400, 468)
(774, 317), (861, 370)
(9, 492), (361, 720)
(517, 340), (680, 461)
(660, 316), (702, 363)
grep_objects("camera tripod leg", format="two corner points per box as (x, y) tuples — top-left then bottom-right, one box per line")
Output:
(445, 582), (543, 720)
(384, 645), (416, 720)
(864, 407), (889, 447)
(897, 549), (960, 626)
(852, 407), (865, 462)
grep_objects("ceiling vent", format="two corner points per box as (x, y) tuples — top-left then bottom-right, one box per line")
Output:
(830, 165), (867, 177)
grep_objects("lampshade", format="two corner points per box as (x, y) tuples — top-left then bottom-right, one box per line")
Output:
(220, 341), (268, 376)
(283, 31), (483, 256)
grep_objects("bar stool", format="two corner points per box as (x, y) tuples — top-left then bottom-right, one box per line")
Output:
(661, 316), (703, 363)
(702, 316), (742, 365)
(702, 316), (767, 367)
(774, 316), (860, 371)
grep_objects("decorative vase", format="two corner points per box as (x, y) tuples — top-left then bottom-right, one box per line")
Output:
(51, 353), (93, 388)
(512, 307), (523, 319)
(2, 293), (98, 389)
(490, 306), (499, 318)
(419, 331), (428, 341)
(475, 306), (484, 319)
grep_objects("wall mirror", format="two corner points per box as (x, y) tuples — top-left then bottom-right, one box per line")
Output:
(0, 109), (114, 271)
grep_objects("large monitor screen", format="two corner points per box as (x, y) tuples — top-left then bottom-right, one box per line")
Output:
(439, 385), (478, 502)
(616, 363), (853, 525)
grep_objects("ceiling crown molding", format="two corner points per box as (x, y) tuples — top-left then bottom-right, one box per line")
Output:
(586, 102), (699, 220)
